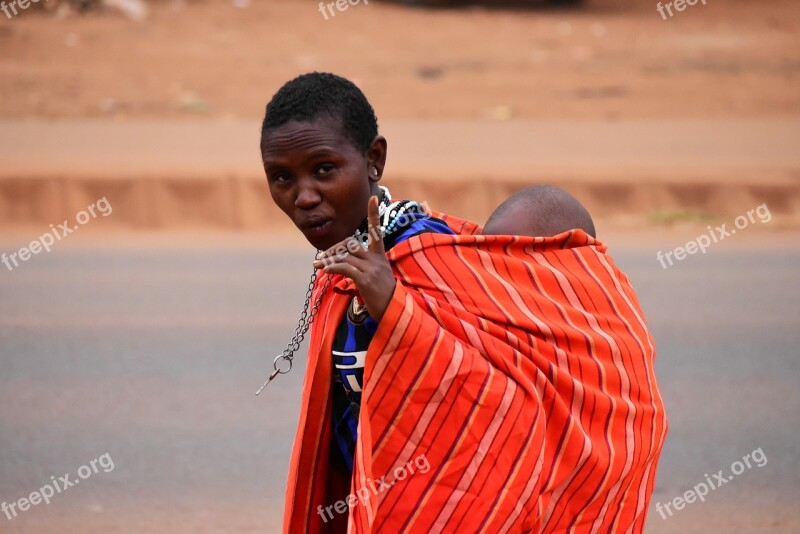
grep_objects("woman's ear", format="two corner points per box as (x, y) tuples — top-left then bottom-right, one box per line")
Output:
(367, 135), (387, 182)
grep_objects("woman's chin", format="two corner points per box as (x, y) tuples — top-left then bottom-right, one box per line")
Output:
(303, 223), (362, 252)
(298, 221), (335, 250)
(304, 232), (340, 252)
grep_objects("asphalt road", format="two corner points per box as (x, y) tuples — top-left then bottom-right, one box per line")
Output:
(1, 239), (798, 533)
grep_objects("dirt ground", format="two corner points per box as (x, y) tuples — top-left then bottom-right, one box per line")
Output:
(0, 0), (798, 121)
(1, 0), (799, 235)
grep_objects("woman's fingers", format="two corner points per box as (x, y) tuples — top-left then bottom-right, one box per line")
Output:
(320, 259), (359, 279)
(314, 238), (366, 268)
(310, 195), (394, 321)
(323, 252), (367, 270)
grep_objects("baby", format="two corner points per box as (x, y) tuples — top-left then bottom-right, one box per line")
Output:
(483, 185), (596, 238)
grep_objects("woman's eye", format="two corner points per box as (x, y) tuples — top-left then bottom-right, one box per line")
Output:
(316, 164), (335, 176)
(272, 173), (291, 183)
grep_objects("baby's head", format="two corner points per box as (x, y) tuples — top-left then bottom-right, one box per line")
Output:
(484, 185), (596, 238)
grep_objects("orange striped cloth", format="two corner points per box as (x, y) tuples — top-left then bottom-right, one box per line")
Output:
(283, 213), (667, 533)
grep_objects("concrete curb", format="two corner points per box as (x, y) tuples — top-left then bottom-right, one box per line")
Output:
(1, 119), (798, 231)
(2, 174), (799, 233)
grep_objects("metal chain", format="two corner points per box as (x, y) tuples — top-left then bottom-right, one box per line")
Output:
(255, 259), (333, 395)
(254, 186), (402, 396)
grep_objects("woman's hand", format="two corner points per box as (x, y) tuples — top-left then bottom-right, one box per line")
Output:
(312, 195), (396, 322)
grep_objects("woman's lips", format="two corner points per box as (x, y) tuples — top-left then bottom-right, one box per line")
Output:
(303, 219), (333, 237)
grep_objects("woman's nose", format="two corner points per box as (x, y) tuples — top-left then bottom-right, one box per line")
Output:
(294, 180), (322, 209)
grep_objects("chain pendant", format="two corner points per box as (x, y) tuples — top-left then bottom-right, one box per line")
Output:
(254, 359), (286, 395)
(255, 263), (332, 395)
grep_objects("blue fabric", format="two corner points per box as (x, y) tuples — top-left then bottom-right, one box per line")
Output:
(330, 214), (454, 472)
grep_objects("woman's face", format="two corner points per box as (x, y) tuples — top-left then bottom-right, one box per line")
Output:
(261, 117), (385, 250)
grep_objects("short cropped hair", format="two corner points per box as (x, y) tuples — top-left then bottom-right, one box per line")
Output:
(484, 185), (597, 238)
(260, 72), (378, 153)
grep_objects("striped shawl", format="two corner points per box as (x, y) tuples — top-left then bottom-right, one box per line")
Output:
(283, 213), (667, 533)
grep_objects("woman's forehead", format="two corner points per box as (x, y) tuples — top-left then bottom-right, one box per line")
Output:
(261, 119), (354, 159)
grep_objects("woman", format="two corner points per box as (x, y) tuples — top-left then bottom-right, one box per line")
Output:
(259, 72), (667, 533)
